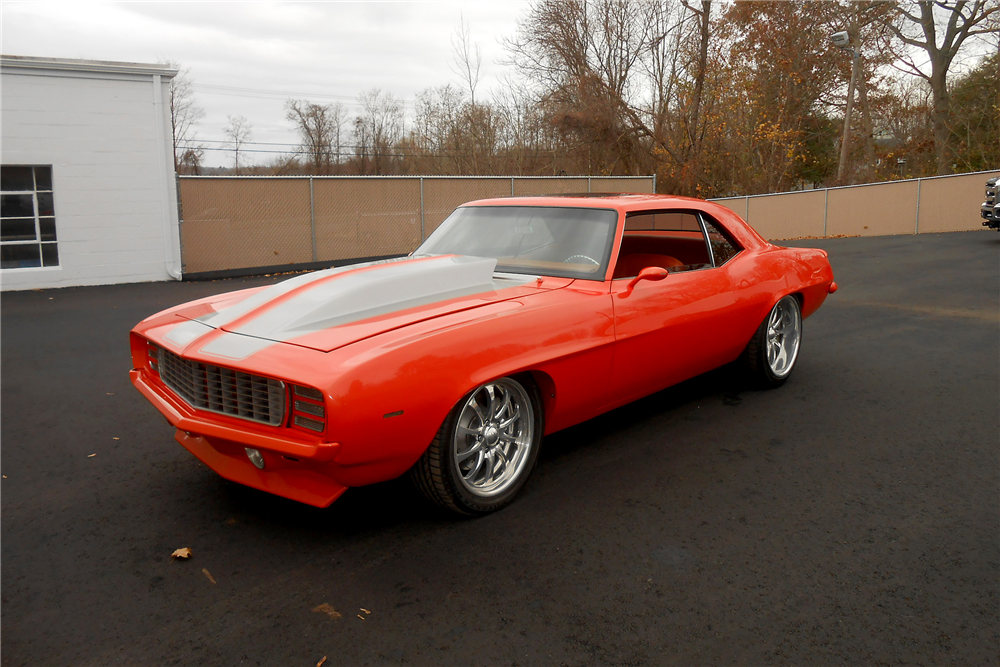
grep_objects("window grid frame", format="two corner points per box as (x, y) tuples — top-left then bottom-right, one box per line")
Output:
(1, 165), (59, 269)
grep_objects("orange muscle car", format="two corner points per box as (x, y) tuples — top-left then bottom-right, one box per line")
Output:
(130, 194), (836, 515)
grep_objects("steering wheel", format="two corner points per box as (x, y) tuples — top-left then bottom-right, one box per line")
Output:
(564, 255), (599, 265)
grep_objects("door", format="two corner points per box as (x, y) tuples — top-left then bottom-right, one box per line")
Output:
(606, 209), (741, 405)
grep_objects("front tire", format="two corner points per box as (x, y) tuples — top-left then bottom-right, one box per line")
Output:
(410, 376), (543, 515)
(743, 295), (802, 388)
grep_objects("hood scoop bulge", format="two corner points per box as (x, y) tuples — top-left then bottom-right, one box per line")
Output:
(225, 255), (505, 342)
(167, 255), (553, 360)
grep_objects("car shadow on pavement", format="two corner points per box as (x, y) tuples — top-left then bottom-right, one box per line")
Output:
(539, 362), (745, 462)
(206, 361), (749, 533)
(216, 473), (439, 534)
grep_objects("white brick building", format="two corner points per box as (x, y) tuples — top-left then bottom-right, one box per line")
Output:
(1, 56), (182, 290)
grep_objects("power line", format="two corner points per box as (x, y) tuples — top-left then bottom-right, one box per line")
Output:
(197, 138), (301, 147)
(192, 83), (357, 102)
(177, 145), (566, 160)
(179, 145), (298, 155)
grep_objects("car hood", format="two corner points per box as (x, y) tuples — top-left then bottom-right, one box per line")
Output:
(158, 255), (570, 359)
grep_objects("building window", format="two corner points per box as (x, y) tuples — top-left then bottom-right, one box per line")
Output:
(1, 166), (59, 269)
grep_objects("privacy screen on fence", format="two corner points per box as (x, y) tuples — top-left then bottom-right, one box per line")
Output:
(177, 176), (656, 274)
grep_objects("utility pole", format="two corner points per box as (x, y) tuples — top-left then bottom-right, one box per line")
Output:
(832, 30), (860, 185)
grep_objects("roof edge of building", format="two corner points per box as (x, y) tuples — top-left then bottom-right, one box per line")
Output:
(0, 54), (178, 78)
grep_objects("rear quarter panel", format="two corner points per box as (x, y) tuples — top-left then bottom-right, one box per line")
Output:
(722, 244), (834, 352)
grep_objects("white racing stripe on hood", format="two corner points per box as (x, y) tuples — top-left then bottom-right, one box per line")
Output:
(198, 332), (278, 360)
(231, 255), (507, 342)
(194, 256), (413, 329)
(162, 257), (416, 353)
(165, 319), (214, 347)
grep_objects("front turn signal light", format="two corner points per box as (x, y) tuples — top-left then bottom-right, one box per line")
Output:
(290, 385), (326, 434)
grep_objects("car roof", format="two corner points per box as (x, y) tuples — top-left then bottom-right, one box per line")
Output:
(461, 192), (710, 213)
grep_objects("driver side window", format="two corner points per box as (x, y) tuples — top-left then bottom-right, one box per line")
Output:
(614, 210), (710, 279)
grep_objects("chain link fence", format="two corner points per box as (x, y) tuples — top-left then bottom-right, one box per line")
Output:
(178, 175), (655, 275)
(711, 170), (999, 240)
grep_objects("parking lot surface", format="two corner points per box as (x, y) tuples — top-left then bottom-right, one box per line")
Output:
(2, 231), (997, 666)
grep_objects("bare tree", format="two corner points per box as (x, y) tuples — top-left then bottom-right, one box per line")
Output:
(888, 0), (999, 174)
(452, 13), (484, 105)
(354, 88), (404, 175)
(450, 14), (490, 172)
(178, 148), (204, 175)
(285, 100), (346, 174)
(505, 0), (655, 177)
(493, 75), (548, 175)
(224, 115), (253, 173)
(411, 84), (466, 173)
(160, 60), (205, 172)
(681, 1), (710, 162)
(660, 0), (714, 194)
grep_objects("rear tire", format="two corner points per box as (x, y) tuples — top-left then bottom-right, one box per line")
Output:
(410, 376), (543, 515)
(743, 295), (802, 388)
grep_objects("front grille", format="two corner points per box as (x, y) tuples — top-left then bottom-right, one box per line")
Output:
(157, 348), (286, 426)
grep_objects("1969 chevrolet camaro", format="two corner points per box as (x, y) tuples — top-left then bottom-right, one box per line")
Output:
(130, 194), (836, 515)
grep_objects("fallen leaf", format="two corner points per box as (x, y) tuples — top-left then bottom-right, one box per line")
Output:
(357, 615), (366, 621)
(360, 608), (371, 615)
(112, 437), (120, 441)
(312, 603), (342, 619)
(316, 658), (328, 667)
(171, 547), (193, 560)
(2, 475), (7, 479)
(87, 453), (97, 458)
(202, 568), (217, 584)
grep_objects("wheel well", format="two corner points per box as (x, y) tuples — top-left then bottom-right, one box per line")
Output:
(520, 370), (555, 425)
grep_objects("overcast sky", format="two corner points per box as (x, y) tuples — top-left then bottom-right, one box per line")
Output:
(2, 1), (533, 166)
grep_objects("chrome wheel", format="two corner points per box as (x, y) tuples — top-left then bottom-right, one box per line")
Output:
(765, 296), (801, 378)
(452, 378), (535, 498)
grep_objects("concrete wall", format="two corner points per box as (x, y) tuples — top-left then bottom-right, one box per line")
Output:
(1, 57), (181, 291)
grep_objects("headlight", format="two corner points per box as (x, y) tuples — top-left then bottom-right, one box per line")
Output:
(147, 342), (160, 372)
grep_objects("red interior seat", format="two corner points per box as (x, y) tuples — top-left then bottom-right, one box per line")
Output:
(612, 253), (683, 279)
(619, 234), (711, 266)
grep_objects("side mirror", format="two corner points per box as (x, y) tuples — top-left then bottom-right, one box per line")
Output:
(625, 266), (669, 293)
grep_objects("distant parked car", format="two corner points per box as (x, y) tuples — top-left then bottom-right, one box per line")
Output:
(130, 194), (837, 515)
(983, 177), (999, 230)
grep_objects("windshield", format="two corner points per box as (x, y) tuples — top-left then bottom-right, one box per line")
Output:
(414, 206), (619, 279)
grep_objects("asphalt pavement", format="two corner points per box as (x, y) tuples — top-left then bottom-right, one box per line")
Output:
(2, 231), (998, 666)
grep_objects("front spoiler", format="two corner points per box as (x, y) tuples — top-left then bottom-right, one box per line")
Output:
(174, 430), (347, 508)
(131, 369), (347, 507)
